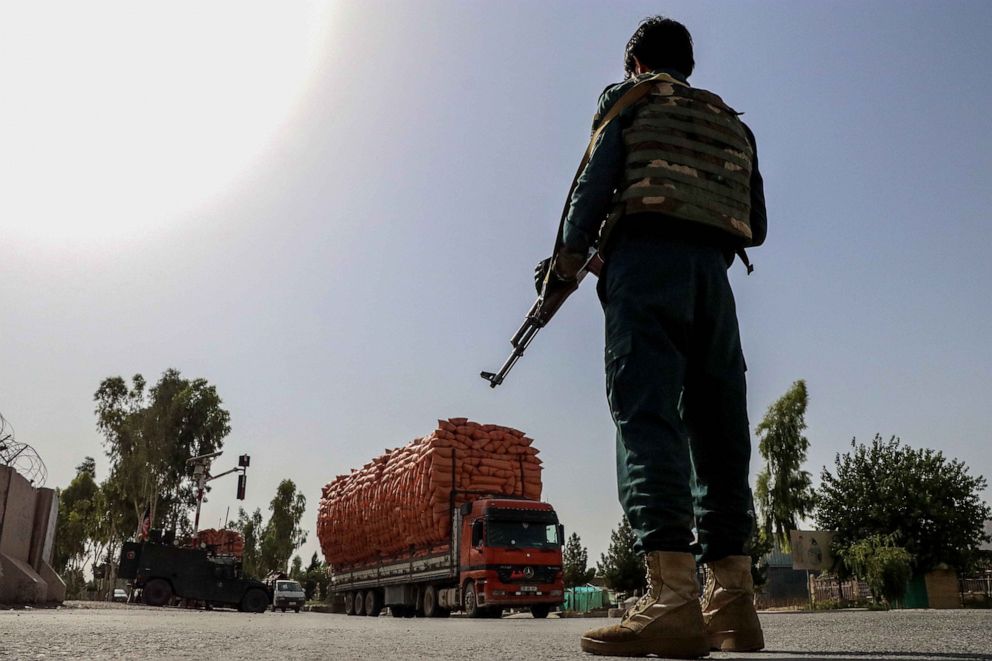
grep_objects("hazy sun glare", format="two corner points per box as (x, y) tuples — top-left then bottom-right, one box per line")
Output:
(0, 1), (333, 247)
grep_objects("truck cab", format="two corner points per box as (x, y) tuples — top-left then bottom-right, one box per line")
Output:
(455, 497), (565, 618)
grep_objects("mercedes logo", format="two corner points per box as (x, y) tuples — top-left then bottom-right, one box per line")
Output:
(523, 566), (535, 579)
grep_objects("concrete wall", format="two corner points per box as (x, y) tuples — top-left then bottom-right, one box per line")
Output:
(0, 465), (66, 604)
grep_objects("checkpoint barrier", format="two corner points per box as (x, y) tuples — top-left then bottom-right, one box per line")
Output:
(0, 465), (65, 604)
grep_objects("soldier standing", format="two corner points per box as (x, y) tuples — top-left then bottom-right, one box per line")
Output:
(543, 17), (768, 658)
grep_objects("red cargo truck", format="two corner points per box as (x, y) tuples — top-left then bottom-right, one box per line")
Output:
(332, 495), (565, 618)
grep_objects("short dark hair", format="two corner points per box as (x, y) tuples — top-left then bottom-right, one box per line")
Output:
(624, 16), (694, 79)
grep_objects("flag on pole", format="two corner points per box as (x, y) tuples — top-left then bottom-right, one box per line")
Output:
(137, 505), (151, 541)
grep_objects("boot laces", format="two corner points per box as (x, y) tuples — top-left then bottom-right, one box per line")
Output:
(621, 559), (660, 623)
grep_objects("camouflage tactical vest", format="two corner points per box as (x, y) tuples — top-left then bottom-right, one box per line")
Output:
(615, 73), (754, 242)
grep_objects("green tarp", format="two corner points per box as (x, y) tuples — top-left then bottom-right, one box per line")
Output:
(564, 586), (608, 612)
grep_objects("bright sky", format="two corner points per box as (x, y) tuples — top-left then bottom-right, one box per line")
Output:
(2, 1), (990, 567)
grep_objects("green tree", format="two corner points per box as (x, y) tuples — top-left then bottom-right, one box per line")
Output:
(754, 380), (816, 550)
(94, 369), (231, 535)
(54, 458), (102, 575)
(289, 555), (304, 581)
(839, 534), (912, 606)
(303, 551), (328, 601)
(233, 507), (264, 579)
(816, 435), (991, 572)
(259, 479), (308, 574)
(597, 517), (646, 595)
(563, 532), (596, 588)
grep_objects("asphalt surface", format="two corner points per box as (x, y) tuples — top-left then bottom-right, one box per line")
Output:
(1, 603), (989, 660)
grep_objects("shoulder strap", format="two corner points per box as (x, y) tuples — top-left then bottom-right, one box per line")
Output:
(552, 73), (687, 255)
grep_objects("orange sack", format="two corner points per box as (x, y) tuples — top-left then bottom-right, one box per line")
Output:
(316, 418), (543, 568)
(195, 528), (245, 558)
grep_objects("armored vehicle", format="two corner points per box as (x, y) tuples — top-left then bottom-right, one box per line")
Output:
(119, 540), (269, 612)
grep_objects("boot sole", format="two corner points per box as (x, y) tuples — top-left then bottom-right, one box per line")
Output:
(580, 635), (710, 658)
(709, 628), (765, 652)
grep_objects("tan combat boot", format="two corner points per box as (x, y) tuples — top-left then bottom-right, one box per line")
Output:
(580, 551), (709, 658)
(701, 555), (765, 652)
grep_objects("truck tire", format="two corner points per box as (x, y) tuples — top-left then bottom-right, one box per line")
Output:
(353, 592), (365, 616)
(423, 585), (450, 618)
(463, 581), (483, 619)
(364, 590), (382, 617)
(530, 604), (551, 619)
(344, 591), (355, 615)
(241, 589), (269, 614)
(143, 579), (172, 607)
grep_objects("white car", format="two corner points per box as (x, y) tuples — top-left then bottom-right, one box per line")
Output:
(112, 588), (128, 603)
(272, 580), (306, 612)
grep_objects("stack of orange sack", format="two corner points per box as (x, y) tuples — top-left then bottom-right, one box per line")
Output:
(316, 418), (543, 568)
(196, 528), (244, 557)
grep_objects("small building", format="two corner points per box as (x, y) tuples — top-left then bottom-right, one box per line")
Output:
(757, 547), (809, 608)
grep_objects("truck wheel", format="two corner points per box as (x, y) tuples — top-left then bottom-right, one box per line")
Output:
(530, 604), (551, 619)
(364, 590), (382, 617)
(423, 585), (438, 617)
(241, 589), (269, 614)
(423, 585), (450, 618)
(463, 581), (483, 618)
(344, 591), (355, 615)
(143, 579), (172, 607)
(353, 592), (365, 616)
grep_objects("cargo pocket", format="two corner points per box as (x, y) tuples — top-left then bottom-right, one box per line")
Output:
(605, 331), (633, 423)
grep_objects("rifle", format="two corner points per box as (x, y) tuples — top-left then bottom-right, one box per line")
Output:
(480, 74), (667, 388)
(480, 253), (602, 388)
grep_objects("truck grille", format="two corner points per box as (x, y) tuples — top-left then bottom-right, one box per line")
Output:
(497, 565), (560, 584)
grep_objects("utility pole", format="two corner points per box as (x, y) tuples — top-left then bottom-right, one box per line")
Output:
(186, 452), (250, 536)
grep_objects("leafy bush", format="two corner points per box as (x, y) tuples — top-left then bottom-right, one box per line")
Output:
(840, 535), (912, 606)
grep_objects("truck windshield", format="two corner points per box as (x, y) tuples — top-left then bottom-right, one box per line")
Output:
(487, 521), (558, 549)
(277, 581), (302, 592)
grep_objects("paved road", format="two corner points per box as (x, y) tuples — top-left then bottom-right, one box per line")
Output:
(1, 604), (990, 660)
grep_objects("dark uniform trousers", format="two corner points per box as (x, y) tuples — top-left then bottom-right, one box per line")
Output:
(598, 219), (753, 563)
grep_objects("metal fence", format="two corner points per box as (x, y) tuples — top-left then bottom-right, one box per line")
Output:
(810, 575), (871, 604)
(960, 573), (992, 606)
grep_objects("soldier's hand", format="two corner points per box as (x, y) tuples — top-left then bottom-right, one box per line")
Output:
(534, 257), (552, 294)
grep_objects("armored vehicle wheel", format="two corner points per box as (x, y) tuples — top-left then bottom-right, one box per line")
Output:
(344, 591), (355, 615)
(530, 604), (551, 619)
(364, 590), (382, 617)
(143, 579), (172, 607)
(463, 581), (482, 618)
(353, 592), (365, 616)
(241, 588), (269, 614)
